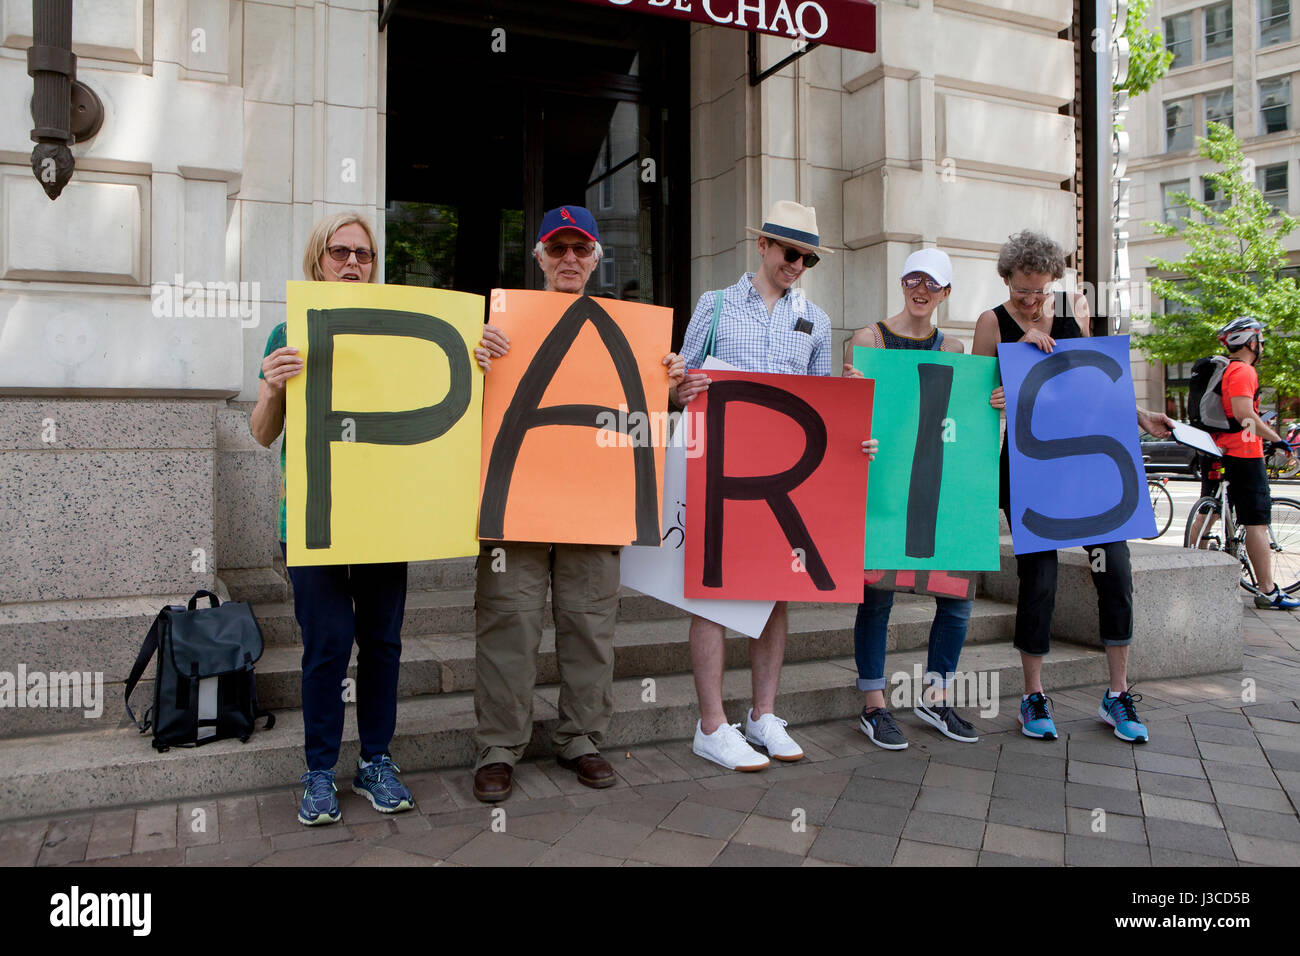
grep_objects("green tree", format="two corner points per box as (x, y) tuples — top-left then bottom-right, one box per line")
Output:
(1135, 123), (1300, 394)
(1117, 0), (1173, 97)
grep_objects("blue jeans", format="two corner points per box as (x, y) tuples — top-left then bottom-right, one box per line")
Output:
(853, 586), (973, 692)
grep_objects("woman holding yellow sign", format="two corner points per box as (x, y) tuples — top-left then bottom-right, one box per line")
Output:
(250, 212), (414, 826)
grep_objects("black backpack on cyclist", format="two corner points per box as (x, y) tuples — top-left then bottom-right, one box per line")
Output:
(1187, 355), (1241, 434)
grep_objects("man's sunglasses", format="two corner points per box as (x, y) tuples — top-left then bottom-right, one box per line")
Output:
(327, 245), (375, 264)
(544, 241), (596, 259)
(771, 240), (819, 269)
(902, 274), (946, 293)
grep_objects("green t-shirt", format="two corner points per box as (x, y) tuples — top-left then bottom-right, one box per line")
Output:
(259, 322), (288, 542)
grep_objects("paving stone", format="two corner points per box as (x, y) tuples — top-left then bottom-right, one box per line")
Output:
(85, 809), (136, 860)
(1148, 847), (1239, 867)
(982, 822), (1064, 863)
(730, 812), (819, 856)
(531, 845), (624, 866)
(1140, 793), (1223, 828)
(1196, 741), (1270, 766)
(177, 801), (220, 848)
(217, 796), (262, 842)
(1208, 779), (1296, 813)
(712, 843), (804, 866)
(499, 809), (587, 844)
(913, 786), (990, 820)
(659, 801), (747, 840)
(987, 796), (1065, 833)
(1065, 807), (1146, 844)
(551, 815), (655, 858)
(270, 824), (355, 850)
(1189, 723), (1262, 747)
(838, 775), (919, 809)
(77, 848), (184, 868)
(184, 837), (274, 866)
(685, 785), (765, 813)
(1216, 804), (1300, 840)
(1258, 730), (1300, 753)
(588, 797), (677, 828)
(378, 823), (480, 860)
(0, 819), (47, 867)
(1139, 734), (1202, 759)
(1263, 747), (1300, 771)
(770, 770), (852, 798)
(1064, 834), (1150, 866)
(629, 828), (725, 866)
(634, 780), (706, 803)
(133, 804), (178, 853)
(403, 770), (460, 812)
(257, 841), (369, 867)
(801, 856), (850, 866)
(1129, 751), (1204, 780)
(1136, 770), (1215, 802)
(996, 749), (1066, 780)
(753, 788), (836, 827)
(625, 746), (695, 783)
(912, 741), (1000, 771)
(1067, 739), (1136, 768)
(901, 811), (986, 850)
(1242, 702), (1300, 723)
(446, 831), (550, 866)
(892, 839), (978, 866)
(347, 821), (396, 841)
(1225, 831), (1300, 866)
(922, 762), (995, 794)
(256, 791), (301, 835)
(1067, 761), (1138, 790)
(851, 754), (929, 784)
(37, 817), (91, 866)
(1203, 760), (1284, 789)
(807, 826), (897, 865)
(1189, 709), (1251, 729)
(1144, 819), (1235, 859)
(992, 771), (1065, 805)
(348, 846), (434, 866)
(825, 799), (910, 836)
(978, 850), (1058, 866)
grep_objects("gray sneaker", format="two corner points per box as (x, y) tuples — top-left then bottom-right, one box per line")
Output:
(914, 702), (979, 743)
(859, 707), (908, 750)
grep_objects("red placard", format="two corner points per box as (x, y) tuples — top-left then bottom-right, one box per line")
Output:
(684, 370), (873, 602)
(569, 0), (877, 54)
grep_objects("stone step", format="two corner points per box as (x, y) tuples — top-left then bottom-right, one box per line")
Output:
(5, 596), (1015, 735)
(0, 641), (1109, 820)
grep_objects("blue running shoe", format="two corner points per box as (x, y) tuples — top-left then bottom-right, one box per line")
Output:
(1099, 689), (1148, 743)
(1255, 586), (1300, 610)
(1019, 692), (1057, 740)
(352, 754), (415, 813)
(298, 769), (340, 826)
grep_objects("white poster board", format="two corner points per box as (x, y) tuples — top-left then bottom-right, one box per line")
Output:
(619, 358), (777, 638)
(1173, 421), (1223, 458)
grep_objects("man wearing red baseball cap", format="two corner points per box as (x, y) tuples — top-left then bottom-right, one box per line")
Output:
(470, 207), (685, 802)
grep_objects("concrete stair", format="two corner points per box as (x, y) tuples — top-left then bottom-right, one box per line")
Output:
(0, 557), (1116, 821)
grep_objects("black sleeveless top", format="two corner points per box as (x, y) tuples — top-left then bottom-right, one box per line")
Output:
(877, 321), (942, 351)
(995, 303), (1083, 511)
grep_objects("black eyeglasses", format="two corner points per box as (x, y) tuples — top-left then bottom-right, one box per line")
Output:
(771, 240), (819, 269)
(902, 275), (946, 293)
(327, 245), (375, 264)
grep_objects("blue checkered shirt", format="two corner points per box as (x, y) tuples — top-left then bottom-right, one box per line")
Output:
(680, 273), (831, 376)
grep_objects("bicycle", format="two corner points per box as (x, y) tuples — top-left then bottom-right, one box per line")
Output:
(1144, 475), (1173, 539)
(1183, 466), (1300, 595)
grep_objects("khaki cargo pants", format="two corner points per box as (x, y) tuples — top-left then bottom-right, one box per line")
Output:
(473, 541), (620, 769)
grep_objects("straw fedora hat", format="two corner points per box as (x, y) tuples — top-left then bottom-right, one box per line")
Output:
(745, 200), (834, 255)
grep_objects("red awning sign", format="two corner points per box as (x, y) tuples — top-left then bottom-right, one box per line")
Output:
(571, 0), (877, 54)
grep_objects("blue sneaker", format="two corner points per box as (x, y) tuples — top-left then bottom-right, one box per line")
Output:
(1255, 586), (1300, 610)
(1099, 689), (1148, 743)
(1019, 692), (1058, 740)
(298, 769), (340, 826)
(352, 754), (415, 813)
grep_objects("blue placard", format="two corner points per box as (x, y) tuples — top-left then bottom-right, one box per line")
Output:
(998, 336), (1156, 553)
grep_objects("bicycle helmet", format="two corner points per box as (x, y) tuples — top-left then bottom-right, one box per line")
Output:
(1218, 316), (1264, 349)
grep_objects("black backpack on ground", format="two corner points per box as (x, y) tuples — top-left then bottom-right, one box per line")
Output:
(1187, 355), (1240, 434)
(125, 590), (275, 751)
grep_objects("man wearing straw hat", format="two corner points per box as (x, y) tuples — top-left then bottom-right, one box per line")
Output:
(673, 200), (854, 771)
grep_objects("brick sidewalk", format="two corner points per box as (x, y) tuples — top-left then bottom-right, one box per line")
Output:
(4, 599), (1299, 867)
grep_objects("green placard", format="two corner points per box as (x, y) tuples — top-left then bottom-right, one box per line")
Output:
(854, 347), (1001, 571)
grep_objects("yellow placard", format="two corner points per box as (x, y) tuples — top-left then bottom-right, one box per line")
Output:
(284, 281), (484, 566)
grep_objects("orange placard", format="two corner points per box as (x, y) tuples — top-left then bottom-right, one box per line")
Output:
(478, 290), (673, 545)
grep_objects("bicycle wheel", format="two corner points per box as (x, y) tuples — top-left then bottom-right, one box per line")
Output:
(1268, 497), (1300, 593)
(1282, 458), (1300, 479)
(1184, 496), (1221, 549)
(1145, 480), (1173, 539)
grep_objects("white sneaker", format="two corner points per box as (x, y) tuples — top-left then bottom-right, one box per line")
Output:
(744, 711), (804, 762)
(693, 720), (770, 772)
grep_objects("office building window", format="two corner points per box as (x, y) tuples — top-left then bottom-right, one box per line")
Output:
(1205, 3), (1234, 59)
(1165, 13), (1193, 67)
(1163, 180), (1192, 223)
(1260, 76), (1292, 133)
(600, 254), (616, 289)
(1261, 0), (1292, 47)
(1165, 98), (1194, 151)
(1258, 163), (1289, 213)
(1203, 176), (1230, 214)
(1205, 88), (1234, 131)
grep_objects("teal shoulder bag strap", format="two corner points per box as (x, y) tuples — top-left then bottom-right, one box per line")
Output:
(701, 289), (724, 359)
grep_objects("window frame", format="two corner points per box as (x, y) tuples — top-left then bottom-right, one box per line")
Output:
(1257, 162), (1290, 214)
(1204, 2), (1235, 61)
(1204, 87), (1235, 132)
(1164, 96), (1195, 151)
(1162, 179), (1193, 224)
(1164, 12), (1194, 68)
(1260, 0), (1292, 47)
(1259, 75), (1293, 135)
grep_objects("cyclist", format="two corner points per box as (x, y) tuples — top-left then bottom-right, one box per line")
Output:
(1207, 317), (1300, 610)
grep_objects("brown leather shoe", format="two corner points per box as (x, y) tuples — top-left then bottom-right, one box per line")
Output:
(473, 762), (513, 802)
(557, 752), (617, 789)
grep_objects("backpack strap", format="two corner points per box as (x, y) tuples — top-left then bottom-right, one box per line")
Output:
(701, 290), (724, 360)
(124, 606), (171, 733)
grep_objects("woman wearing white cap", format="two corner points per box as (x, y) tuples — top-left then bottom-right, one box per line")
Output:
(842, 248), (979, 749)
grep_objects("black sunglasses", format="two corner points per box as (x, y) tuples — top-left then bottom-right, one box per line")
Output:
(771, 239), (819, 269)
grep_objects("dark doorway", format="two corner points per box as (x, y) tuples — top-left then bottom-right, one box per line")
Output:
(385, 0), (690, 332)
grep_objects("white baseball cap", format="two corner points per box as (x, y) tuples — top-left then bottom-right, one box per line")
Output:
(900, 248), (953, 287)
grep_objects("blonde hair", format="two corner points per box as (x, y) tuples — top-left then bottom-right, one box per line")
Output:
(302, 212), (379, 282)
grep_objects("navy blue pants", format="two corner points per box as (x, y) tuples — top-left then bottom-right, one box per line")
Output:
(282, 543), (407, 772)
